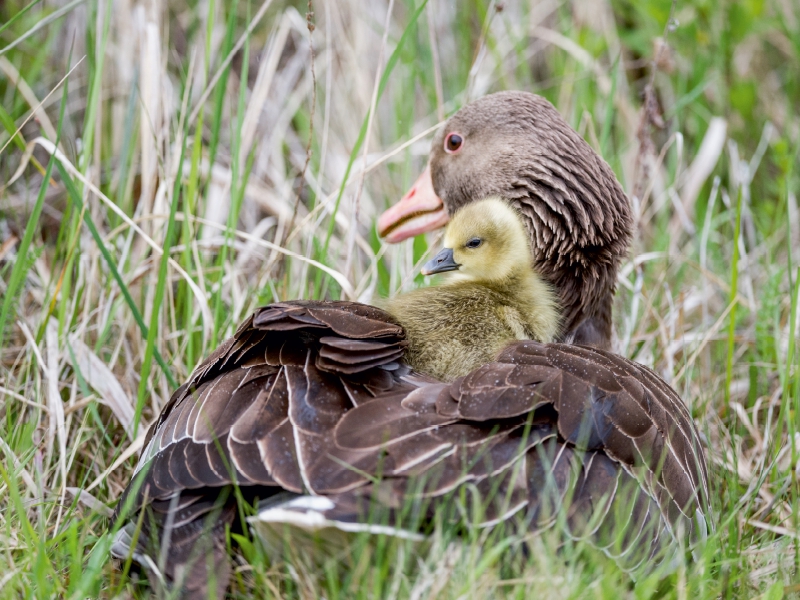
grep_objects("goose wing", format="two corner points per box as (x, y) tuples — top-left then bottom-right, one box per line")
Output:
(261, 339), (710, 571)
(331, 340), (708, 520)
(115, 301), (413, 517)
(112, 302), (710, 594)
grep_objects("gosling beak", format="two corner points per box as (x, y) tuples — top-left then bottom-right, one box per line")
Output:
(421, 248), (460, 276)
(377, 165), (450, 243)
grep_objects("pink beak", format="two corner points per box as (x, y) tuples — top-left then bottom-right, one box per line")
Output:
(377, 165), (450, 243)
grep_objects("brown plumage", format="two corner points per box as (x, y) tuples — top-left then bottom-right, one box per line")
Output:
(112, 301), (710, 595)
(384, 198), (559, 381)
(378, 91), (633, 349)
(111, 92), (707, 597)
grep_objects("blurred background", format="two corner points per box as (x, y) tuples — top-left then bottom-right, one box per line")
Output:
(0, 0), (799, 597)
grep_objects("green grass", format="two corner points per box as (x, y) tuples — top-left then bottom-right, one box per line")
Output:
(1, 0), (799, 597)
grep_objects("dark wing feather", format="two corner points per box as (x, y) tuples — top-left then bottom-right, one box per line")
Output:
(111, 489), (236, 600)
(114, 302), (711, 595)
(322, 339), (709, 550)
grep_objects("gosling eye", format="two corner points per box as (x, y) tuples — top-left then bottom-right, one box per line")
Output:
(465, 237), (482, 249)
(444, 132), (463, 154)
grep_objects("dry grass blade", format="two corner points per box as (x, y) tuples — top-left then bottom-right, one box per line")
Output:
(679, 117), (727, 218)
(65, 487), (114, 518)
(187, 0), (277, 125)
(44, 319), (66, 492)
(346, 0), (396, 276)
(0, 434), (37, 495)
(0, 385), (47, 412)
(84, 433), (147, 494)
(67, 334), (135, 438)
(0, 55), (84, 159)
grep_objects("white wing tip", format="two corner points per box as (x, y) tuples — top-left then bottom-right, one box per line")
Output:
(249, 495), (425, 541)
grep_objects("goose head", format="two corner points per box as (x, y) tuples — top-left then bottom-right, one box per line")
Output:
(421, 197), (532, 287)
(378, 91), (633, 348)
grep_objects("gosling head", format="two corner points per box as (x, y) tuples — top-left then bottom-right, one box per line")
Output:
(421, 197), (532, 284)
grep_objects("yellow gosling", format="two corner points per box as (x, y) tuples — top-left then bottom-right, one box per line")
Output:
(384, 197), (560, 381)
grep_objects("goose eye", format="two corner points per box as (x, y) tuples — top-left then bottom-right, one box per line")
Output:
(466, 238), (482, 248)
(444, 132), (463, 154)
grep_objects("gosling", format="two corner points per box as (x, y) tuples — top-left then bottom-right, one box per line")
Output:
(384, 197), (560, 382)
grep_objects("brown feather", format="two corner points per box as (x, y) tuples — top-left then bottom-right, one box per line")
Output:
(113, 301), (710, 593)
(113, 92), (708, 595)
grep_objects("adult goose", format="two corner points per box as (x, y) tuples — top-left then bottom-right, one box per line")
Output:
(111, 92), (710, 597)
